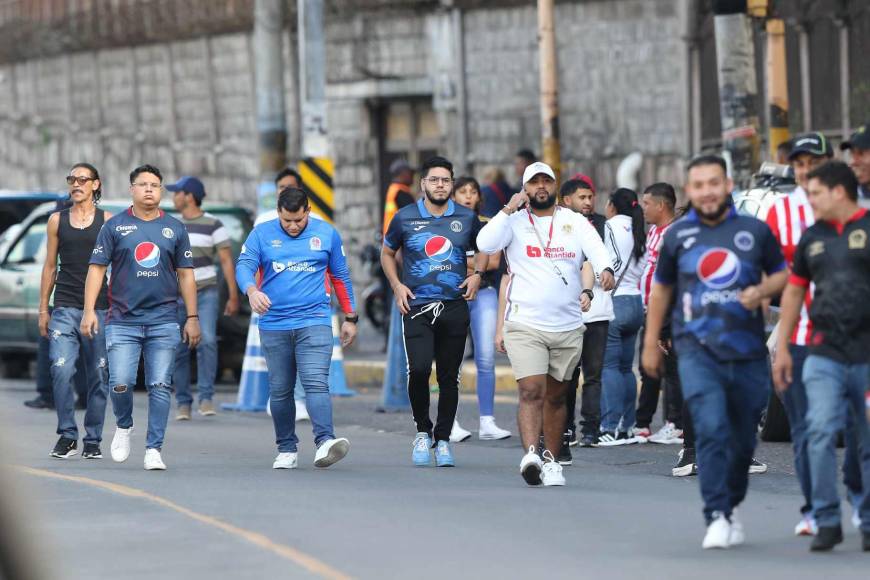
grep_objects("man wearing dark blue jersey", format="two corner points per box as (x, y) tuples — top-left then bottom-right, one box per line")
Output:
(82, 164), (200, 471)
(642, 155), (788, 549)
(381, 156), (486, 468)
(237, 187), (357, 470)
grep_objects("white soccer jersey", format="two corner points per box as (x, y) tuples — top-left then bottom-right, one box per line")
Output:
(477, 207), (613, 332)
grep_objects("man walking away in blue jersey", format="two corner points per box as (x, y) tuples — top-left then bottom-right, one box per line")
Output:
(381, 156), (485, 468)
(643, 155), (788, 549)
(236, 187), (358, 470)
(82, 164), (200, 471)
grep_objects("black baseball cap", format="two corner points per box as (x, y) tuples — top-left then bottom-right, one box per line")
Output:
(840, 123), (870, 151)
(788, 132), (833, 160)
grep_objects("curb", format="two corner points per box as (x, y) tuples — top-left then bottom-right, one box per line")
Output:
(343, 360), (518, 394)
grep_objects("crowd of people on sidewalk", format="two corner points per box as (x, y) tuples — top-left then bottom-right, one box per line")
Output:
(24, 122), (870, 553)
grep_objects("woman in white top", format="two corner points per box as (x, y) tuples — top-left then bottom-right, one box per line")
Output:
(598, 188), (647, 446)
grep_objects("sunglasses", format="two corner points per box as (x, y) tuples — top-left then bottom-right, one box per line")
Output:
(66, 176), (95, 186)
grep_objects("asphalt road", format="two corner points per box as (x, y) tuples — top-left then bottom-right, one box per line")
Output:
(0, 379), (865, 580)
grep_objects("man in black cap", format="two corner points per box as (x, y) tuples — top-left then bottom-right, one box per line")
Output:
(789, 132), (834, 193)
(841, 123), (870, 200)
(167, 176), (240, 419)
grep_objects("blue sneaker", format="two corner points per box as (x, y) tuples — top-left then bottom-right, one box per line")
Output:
(412, 432), (432, 466)
(435, 440), (454, 467)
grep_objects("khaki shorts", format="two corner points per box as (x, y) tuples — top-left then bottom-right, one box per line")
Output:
(503, 321), (584, 382)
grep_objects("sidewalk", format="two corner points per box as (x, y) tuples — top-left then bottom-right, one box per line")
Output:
(343, 354), (518, 393)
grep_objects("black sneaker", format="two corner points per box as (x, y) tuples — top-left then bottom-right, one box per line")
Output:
(748, 458), (768, 474)
(82, 443), (102, 459)
(579, 432), (599, 448)
(862, 531), (869, 552)
(810, 525), (843, 552)
(50, 437), (78, 459)
(25, 395), (54, 410)
(567, 428), (578, 447)
(672, 447), (697, 477)
(556, 432), (573, 466)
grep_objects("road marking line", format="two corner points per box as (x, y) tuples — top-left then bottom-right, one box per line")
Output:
(14, 465), (352, 580)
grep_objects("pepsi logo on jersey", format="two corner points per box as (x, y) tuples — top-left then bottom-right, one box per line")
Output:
(135, 242), (160, 277)
(425, 235), (454, 271)
(697, 248), (742, 306)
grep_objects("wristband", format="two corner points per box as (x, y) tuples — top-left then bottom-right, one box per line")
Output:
(581, 289), (594, 301)
(472, 270), (484, 277)
(345, 314), (359, 324)
(186, 315), (199, 320)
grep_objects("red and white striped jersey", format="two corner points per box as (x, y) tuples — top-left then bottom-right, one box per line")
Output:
(641, 222), (673, 308)
(765, 187), (815, 346)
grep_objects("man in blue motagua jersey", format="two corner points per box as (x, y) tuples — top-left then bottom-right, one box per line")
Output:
(642, 155), (789, 550)
(380, 156), (487, 468)
(236, 187), (357, 471)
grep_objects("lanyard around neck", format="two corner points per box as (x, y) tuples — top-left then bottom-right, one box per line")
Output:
(526, 208), (568, 286)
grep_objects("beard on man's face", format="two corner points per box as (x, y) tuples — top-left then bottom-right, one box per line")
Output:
(529, 192), (556, 210)
(424, 187), (450, 206)
(692, 199), (730, 221)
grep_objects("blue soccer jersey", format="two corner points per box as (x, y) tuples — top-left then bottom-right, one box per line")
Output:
(383, 199), (482, 305)
(235, 217), (356, 331)
(654, 207), (786, 361)
(90, 208), (194, 325)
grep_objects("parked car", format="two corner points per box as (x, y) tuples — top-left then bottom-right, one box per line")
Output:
(0, 191), (68, 236)
(0, 199), (254, 380)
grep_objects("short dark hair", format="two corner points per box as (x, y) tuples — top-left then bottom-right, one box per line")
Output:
(687, 154), (727, 176)
(277, 187), (309, 212)
(807, 160), (859, 201)
(130, 164), (163, 184)
(451, 176), (481, 213)
(275, 167), (303, 188)
(516, 149), (536, 164)
(560, 179), (594, 198)
(643, 182), (676, 210)
(71, 162), (102, 203)
(420, 156), (454, 179)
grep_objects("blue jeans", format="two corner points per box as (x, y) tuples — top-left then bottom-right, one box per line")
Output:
(48, 308), (109, 444)
(601, 294), (643, 432)
(469, 286), (498, 416)
(173, 287), (219, 406)
(105, 322), (180, 450)
(803, 355), (870, 530)
(259, 325), (334, 453)
(677, 348), (769, 523)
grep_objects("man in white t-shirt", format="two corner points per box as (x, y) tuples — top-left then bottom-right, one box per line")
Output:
(477, 162), (615, 486)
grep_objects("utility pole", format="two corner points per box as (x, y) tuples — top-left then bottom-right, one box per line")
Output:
(712, 0), (762, 187)
(253, 0), (288, 215)
(537, 0), (561, 180)
(766, 16), (790, 160)
(297, 0), (336, 223)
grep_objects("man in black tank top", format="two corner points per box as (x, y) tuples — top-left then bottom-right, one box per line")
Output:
(39, 163), (112, 460)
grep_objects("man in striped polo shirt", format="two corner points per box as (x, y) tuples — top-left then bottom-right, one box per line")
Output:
(168, 176), (240, 419)
(765, 133), (862, 537)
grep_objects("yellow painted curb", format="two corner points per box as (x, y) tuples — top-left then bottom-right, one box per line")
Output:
(344, 360), (518, 393)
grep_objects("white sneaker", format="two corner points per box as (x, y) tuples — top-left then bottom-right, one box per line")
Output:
(110, 427), (132, 463)
(520, 445), (543, 486)
(478, 416), (511, 440)
(703, 513), (731, 549)
(794, 514), (818, 536)
(313, 438), (350, 468)
(143, 448), (166, 470)
(541, 450), (566, 487)
(273, 452), (298, 469)
(295, 400), (310, 422)
(729, 509), (745, 546)
(648, 422), (684, 445)
(449, 420), (472, 443)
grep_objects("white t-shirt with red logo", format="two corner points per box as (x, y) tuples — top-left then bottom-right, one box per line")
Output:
(477, 207), (613, 332)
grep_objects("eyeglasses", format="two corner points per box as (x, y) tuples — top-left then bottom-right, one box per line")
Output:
(133, 182), (163, 191)
(425, 177), (453, 186)
(66, 176), (95, 186)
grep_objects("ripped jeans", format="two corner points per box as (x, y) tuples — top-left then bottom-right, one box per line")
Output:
(105, 322), (180, 450)
(48, 308), (109, 445)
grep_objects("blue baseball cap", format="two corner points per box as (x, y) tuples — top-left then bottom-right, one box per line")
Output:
(165, 176), (206, 201)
